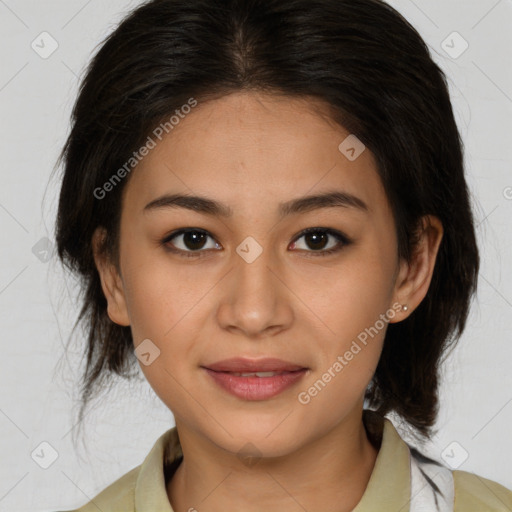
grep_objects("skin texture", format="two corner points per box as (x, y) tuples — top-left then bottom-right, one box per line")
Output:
(93, 91), (443, 512)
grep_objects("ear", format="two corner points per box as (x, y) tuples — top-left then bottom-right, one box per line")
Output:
(388, 215), (443, 323)
(92, 227), (131, 327)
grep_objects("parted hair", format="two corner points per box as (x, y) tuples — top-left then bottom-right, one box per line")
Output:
(55, 0), (480, 440)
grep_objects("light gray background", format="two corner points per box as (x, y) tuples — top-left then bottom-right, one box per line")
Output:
(0, 1), (511, 511)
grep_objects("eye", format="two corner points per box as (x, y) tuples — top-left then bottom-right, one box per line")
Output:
(161, 227), (352, 259)
(161, 228), (221, 258)
(289, 227), (352, 257)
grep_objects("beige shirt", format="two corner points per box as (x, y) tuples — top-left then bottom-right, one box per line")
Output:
(61, 410), (512, 511)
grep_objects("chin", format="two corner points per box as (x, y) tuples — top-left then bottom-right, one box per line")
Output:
(205, 414), (307, 459)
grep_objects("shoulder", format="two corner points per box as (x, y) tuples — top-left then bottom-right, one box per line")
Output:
(58, 465), (140, 512)
(453, 469), (512, 511)
(56, 427), (178, 512)
(408, 443), (512, 511)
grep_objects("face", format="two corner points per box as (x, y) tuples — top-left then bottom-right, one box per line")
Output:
(95, 91), (438, 458)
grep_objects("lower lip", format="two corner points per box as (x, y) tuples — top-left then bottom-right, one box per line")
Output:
(203, 368), (307, 400)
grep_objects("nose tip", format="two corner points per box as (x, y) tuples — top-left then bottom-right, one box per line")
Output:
(216, 254), (293, 339)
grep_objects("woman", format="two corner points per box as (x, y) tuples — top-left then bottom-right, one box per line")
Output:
(55, 0), (512, 510)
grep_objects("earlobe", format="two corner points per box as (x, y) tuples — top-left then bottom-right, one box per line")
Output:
(92, 227), (131, 327)
(389, 215), (443, 323)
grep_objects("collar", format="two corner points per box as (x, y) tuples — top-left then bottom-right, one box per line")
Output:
(353, 410), (411, 511)
(134, 410), (412, 511)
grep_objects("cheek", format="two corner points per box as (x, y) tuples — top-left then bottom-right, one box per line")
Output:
(120, 254), (202, 411)
(316, 253), (395, 341)
(297, 288), (390, 429)
(122, 269), (173, 341)
(304, 240), (395, 395)
(119, 243), (209, 386)
(119, 237), (201, 340)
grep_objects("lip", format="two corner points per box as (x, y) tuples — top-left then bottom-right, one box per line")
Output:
(203, 357), (306, 373)
(202, 358), (308, 401)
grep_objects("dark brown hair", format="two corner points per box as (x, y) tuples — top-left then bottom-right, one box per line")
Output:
(55, 0), (480, 442)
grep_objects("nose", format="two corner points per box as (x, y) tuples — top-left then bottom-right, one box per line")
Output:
(215, 238), (294, 339)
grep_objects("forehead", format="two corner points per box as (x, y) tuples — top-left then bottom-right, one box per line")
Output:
(123, 91), (389, 219)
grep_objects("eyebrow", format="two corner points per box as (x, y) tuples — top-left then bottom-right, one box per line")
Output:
(143, 190), (369, 218)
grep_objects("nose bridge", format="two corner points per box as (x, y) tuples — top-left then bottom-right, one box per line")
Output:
(233, 233), (278, 299)
(217, 233), (291, 336)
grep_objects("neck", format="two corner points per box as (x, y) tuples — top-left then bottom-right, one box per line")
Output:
(167, 410), (379, 512)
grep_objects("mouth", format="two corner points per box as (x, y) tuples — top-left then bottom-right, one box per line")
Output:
(202, 357), (307, 373)
(222, 371), (295, 377)
(201, 357), (308, 400)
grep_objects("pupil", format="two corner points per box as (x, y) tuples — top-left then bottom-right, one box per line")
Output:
(306, 232), (327, 250)
(185, 231), (206, 250)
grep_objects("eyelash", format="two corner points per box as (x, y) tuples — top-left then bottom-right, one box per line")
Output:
(160, 227), (352, 259)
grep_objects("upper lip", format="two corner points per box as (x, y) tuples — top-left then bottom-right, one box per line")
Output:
(202, 357), (307, 372)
